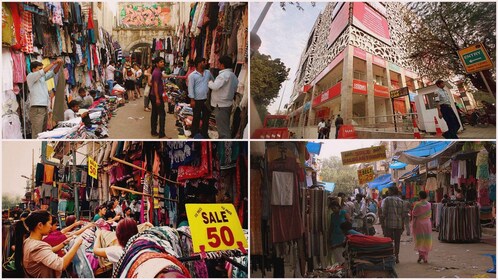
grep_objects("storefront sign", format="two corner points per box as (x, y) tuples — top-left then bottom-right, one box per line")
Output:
(88, 157), (98, 179)
(353, 79), (368, 95)
(352, 2), (391, 45)
(312, 82), (342, 107)
(457, 43), (494, 73)
(353, 47), (367, 60)
(186, 203), (247, 253)
(367, 2), (387, 16)
(374, 84), (390, 98)
(357, 166), (375, 185)
(328, 3), (350, 46)
(341, 146), (387, 165)
(390, 87), (409, 99)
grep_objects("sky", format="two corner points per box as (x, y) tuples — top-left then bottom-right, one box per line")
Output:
(317, 140), (381, 160)
(250, 2), (327, 114)
(2, 142), (43, 198)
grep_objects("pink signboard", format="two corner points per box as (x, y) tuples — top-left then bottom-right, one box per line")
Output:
(328, 3), (350, 46)
(353, 47), (367, 60)
(352, 2), (391, 45)
(372, 55), (386, 67)
(353, 79), (368, 95)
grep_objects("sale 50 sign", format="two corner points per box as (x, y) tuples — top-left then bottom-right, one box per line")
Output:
(186, 203), (247, 253)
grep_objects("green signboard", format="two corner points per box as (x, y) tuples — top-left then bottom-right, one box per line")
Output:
(457, 43), (493, 73)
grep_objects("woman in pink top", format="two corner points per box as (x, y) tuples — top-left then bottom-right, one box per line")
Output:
(43, 215), (94, 257)
(19, 210), (84, 278)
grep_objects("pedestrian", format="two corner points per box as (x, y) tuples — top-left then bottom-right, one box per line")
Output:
(378, 194), (387, 235)
(18, 210), (84, 277)
(402, 195), (412, 236)
(208, 56), (239, 139)
(381, 186), (404, 263)
(123, 65), (136, 101)
(411, 191), (432, 264)
(435, 80), (460, 139)
(338, 192), (355, 218)
(105, 61), (116, 90)
(352, 193), (366, 233)
(150, 57), (168, 138)
(329, 200), (351, 265)
(326, 119), (332, 139)
(26, 59), (63, 139)
(335, 114), (344, 139)
(317, 118), (326, 139)
(133, 63), (143, 98)
(143, 65), (152, 112)
(188, 57), (214, 138)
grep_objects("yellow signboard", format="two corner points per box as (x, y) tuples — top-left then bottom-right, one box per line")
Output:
(357, 166), (375, 185)
(457, 43), (494, 73)
(186, 203), (247, 253)
(341, 146), (386, 165)
(88, 157), (98, 179)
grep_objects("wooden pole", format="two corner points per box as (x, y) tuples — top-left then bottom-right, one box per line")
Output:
(110, 156), (181, 185)
(111, 185), (178, 202)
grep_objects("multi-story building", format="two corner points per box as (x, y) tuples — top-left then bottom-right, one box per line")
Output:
(287, 2), (425, 138)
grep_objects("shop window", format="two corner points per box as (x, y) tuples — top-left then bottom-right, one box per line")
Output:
(375, 75), (386, 86)
(354, 71), (366, 81)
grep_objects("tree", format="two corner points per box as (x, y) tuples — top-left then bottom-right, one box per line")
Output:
(2, 194), (22, 209)
(402, 2), (496, 98)
(250, 52), (290, 120)
(319, 156), (358, 195)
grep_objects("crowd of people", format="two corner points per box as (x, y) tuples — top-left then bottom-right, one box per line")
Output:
(328, 186), (434, 266)
(317, 114), (343, 139)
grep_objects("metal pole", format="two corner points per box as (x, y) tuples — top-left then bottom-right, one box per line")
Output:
(72, 143), (79, 220)
(277, 80), (288, 114)
(252, 2), (272, 34)
(479, 71), (494, 97)
(391, 98), (397, 132)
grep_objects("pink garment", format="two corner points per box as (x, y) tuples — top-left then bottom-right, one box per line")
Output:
(20, 10), (34, 54)
(11, 50), (26, 83)
(43, 231), (67, 257)
(411, 200), (432, 255)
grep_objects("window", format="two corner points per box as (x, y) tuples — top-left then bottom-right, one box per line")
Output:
(354, 71), (366, 81)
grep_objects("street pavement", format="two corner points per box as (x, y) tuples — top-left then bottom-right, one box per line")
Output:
(107, 92), (181, 139)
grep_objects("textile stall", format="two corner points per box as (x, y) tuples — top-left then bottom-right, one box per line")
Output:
(2, 2), (121, 139)
(438, 202), (481, 243)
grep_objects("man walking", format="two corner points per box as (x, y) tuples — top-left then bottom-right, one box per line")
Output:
(27, 59), (63, 138)
(208, 56), (239, 139)
(105, 61), (116, 90)
(335, 114), (344, 139)
(381, 186), (404, 263)
(317, 118), (326, 139)
(150, 57), (168, 138)
(188, 57), (213, 138)
(435, 80), (460, 138)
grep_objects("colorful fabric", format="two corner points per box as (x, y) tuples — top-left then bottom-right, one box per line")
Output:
(411, 200), (432, 255)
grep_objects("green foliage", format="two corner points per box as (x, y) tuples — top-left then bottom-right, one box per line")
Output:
(320, 156), (358, 195)
(279, 2), (316, 11)
(2, 194), (22, 209)
(250, 52), (290, 118)
(402, 2), (496, 96)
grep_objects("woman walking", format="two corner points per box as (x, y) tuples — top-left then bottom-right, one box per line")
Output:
(411, 191), (432, 263)
(329, 200), (351, 265)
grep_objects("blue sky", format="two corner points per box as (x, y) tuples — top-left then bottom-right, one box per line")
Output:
(250, 2), (327, 114)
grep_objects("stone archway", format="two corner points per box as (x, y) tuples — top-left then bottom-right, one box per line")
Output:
(125, 39), (152, 53)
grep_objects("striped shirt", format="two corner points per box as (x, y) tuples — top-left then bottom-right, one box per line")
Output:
(382, 195), (404, 229)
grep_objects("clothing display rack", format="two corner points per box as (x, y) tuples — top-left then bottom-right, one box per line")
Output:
(438, 202), (481, 243)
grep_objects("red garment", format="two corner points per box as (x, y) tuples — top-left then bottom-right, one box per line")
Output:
(87, 8), (94, 29)
(347, 234), (393, 246)
(177, 142), (209, 181)
(43, 230), (66, 257)
(20, 7), (34, 54)
(9, 3), (22, 50)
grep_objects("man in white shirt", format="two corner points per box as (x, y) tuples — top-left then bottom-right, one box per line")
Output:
(208, 56), (239, 139)
(64, 100), (88, 121)
(106, 62), (116, 91)
(435, 79), (460, 138)
(317, 119), (326, 139)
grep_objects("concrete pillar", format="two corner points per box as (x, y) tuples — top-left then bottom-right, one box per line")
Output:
(366, 53), (375, 126)
(304, 85), (317, 137)
(400, 71), (410, 113)
(340, 45), (354, 124)
(413, 79), (420, 89)
(385, 66), (394, 120)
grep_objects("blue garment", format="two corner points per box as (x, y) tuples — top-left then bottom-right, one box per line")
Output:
(69, 240), (94, 278)
(330, 209), (347, 246)
(187, 70), (213, 100)
(368, 202), (378, 214)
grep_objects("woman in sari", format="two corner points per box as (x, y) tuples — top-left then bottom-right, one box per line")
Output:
(411, 191), (432, 263)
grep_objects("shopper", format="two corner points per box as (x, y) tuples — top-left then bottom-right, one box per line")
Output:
(93, 218), (138, 269)
(43, 216), (94, 257)
(143, 65), (152, 112)
(326, 119), (332, 139)
(208, 56), (239, 139)
(381, 186), (404, 263)
(329, 200), (351, 265)
(151, 57), (168, 138)
(335, 114), (344, 139)
(18, 210), (84, 277)
(134, 63), (143, 98)
(26, 59), (63, 139)
(93, 204), (107, 222)
(123, 65), (137, 101)
(105, 62), (116, 91)
(412, 191), (432, 264)
(188, 57), (214, 138)
(435, 80), (460, 139)
(317, 118), (326, 139)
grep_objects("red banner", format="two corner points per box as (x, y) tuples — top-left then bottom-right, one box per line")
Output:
(374, 84), (389, 98)
(328, 3), (350, 46)
(312, 82), (342, 107)
(352, 2), (391, 45)
(353, 79), (368, 95)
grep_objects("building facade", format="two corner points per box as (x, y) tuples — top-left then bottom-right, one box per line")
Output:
(287, 2), (424, 137)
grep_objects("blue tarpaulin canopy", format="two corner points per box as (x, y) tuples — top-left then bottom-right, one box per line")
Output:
(319, 182), (335, 192)
(404, 142), (452, 157)
(390, 161), (408, 170)
(367, 174), (394, 191)
(306, 142), (322, 155)
(399, 166), (419, 180)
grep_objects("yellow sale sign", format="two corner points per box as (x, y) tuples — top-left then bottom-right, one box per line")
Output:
(88, 157), (98, 179)
(357, 166), (375, 185)
(186, 203), (247, 253)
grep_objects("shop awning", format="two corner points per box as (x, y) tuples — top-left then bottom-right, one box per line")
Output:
(396, 142), (458, 165)
(399, 166), (419, 180)
(306, 142), (322, 155)
(319, 182), (336, 192)
(367, 174), (394, 191)
(390, 161), (407, 170)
